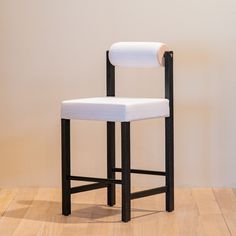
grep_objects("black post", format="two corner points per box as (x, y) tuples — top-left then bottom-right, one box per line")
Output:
(61, 119), (71, 215)
(164, 51), (174, 212)
(121, 122), (131, 222)
(106, 51), (116, 206)
(106, 51), (115, 96)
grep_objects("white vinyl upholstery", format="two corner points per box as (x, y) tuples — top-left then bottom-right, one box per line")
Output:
(61, 97), (169, 122)
(109, 42), (168, 68)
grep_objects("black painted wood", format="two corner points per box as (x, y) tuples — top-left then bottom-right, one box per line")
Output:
(61, 119), (71, 216)
(131, 186), (167, 200)
(106, 51), (116, 206)
(70, 183), (108, 194)
(121, 122), (131, 222)
(69, 175), (121, 184)
(113, 168), (166, 176)
(164, 51), (174, 212)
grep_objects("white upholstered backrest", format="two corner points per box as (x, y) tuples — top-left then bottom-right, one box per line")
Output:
(108, 42), (169, 68)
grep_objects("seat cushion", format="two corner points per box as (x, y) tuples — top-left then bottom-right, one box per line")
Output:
(61, 97), (169, 122)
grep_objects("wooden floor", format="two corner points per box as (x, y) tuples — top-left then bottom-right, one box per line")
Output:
(0, 188), (236, 236)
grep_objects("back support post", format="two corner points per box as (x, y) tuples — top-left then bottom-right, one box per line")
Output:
(164, 51), (174, 212)
(106, 51), (116, 206)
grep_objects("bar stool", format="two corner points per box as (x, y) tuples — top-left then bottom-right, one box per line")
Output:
(61, 42), (174, 222)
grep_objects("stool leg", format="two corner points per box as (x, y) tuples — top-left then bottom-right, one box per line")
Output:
(121, 122), (131, 222)
(61, 119), (71, 215)
(165, 117), (174, 211)
(107, 121), (116, 206)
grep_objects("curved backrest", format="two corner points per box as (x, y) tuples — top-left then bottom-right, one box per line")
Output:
(108, 42), (169, 68)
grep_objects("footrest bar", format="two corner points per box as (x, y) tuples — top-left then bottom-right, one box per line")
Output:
(69, 175), (122, 184)
(70, 182), (108, 194)
(113, 168), (166, 176)
(131, 186), (167, 200)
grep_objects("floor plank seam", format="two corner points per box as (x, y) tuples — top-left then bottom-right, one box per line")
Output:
(0, 189), (18, 218)
(190, 189), (200, 216)
(213, 188), (233, 236)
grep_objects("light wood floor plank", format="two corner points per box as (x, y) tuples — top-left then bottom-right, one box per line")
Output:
(11, 188), (58, 236)
(0, 189), (18, 217)
(171, 188), (199, 236)
(214, 188), (236, 214)
(232, 189), (236, 198)
(39, 188), (91, 236)
(214, 188), (236, 235)
(192, 188), (231, 236)
(0, 188), (235, 236)
(192, 188), (221, 214)
(0, 188), (38, 236)
(197, 214), (231, 236)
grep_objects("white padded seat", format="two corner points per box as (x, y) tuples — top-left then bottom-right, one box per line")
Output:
(61, 97), (169, 122)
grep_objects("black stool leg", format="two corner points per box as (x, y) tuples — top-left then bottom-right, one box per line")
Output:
(61, 119), (71, 215)
(165, 116), (174, 211)
(107, 121), (116, 206)
(121, 122), (131, 222)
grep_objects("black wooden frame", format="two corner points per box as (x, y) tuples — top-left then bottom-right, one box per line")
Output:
(61, 50), (174, 222)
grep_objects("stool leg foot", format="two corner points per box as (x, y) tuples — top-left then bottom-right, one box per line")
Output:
(107, 121), (116, 206)
(165, 117), (174, 212)
(121, 122), (131, 222)
(61, 119), (71, 215)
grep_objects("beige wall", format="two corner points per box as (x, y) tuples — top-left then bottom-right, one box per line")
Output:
(0, 0), (236, 187)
